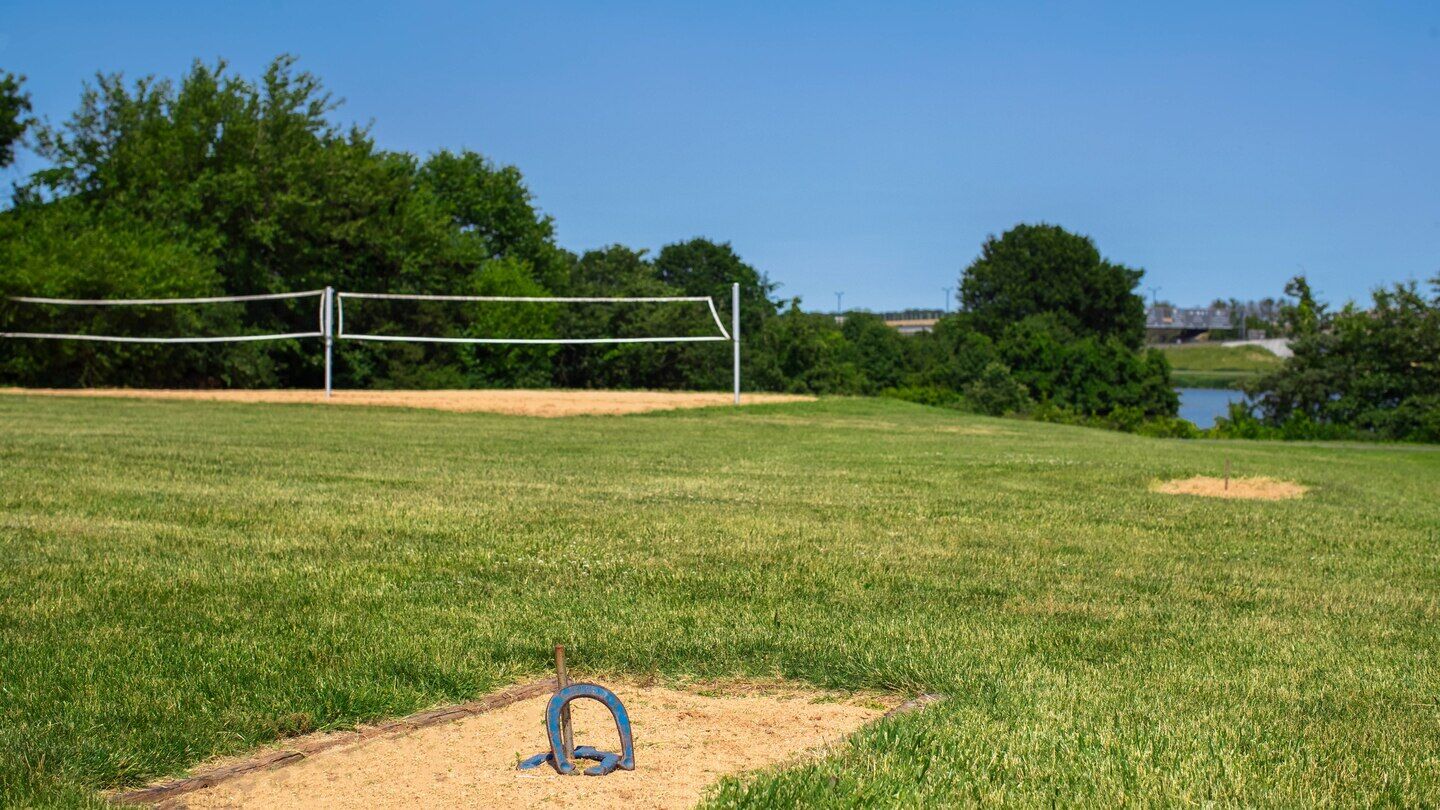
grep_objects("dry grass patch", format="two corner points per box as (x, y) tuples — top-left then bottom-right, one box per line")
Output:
(122, 680), (906, 810)
(1152, 475), (1308, 500)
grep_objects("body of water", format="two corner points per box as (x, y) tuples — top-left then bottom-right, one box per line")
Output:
(1176, 387), (1245, 428)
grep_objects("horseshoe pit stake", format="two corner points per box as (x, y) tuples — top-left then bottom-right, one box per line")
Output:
(517, 647), (635, 776)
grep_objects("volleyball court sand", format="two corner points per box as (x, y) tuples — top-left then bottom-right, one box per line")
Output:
(0, 388), (812, 417)
(124, 681), (903, 809)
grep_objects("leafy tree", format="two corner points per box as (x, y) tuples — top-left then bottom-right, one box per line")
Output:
(959, 223), (1147, 348)
(417, 150), (569, 292)
(839, 312), (913, 393)
(0, 201), (277, 387)
(1245, 278), (1440, 441)
(0, 70), (32, 169)
(964, 362), (1032, 415)
(910, 315), (1000, 391)
(653, 239), (778, 390)
(997, 314), (1177, 417)
(749, 302), (863, 394)
(553, 245), (689, 389)
(1278, 275), (1325, 337)
(3, 56), (566, 389)
(653, 238), (777, 334)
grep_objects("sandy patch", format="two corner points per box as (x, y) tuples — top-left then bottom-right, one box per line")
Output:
(1152, 475), (1308, 500)
(936, 425), (1012, 436)
(0, 388), (812, 417)
(124, 680), (906, 810)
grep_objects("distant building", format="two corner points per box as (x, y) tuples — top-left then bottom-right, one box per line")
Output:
(880, 309), (944, 335)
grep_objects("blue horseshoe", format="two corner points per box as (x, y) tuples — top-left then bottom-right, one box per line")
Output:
(517, 683), (635, 776)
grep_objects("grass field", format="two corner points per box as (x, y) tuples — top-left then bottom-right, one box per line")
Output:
(2, 394), (1438, 806)
(1159, 343), (1284, 388)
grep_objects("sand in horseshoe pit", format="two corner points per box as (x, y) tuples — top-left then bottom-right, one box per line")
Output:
(1152, 475), (1308, 500)
(170, 684), (890, 809)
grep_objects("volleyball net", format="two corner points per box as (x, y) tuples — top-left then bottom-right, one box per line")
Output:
(2, 284), (742, 401)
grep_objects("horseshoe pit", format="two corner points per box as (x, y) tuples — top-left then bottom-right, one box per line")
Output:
(121, 679), (914, 809)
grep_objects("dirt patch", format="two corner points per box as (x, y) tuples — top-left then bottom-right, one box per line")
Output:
(936, 425), (1013, 436)
(1152, 475), (1308, 500)
(0, 388), (812, 417)
(123, 680), (915, 809)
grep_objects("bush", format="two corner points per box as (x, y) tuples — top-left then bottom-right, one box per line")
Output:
(997, 315), (1177, 417)
(963, 362), (1032, 416)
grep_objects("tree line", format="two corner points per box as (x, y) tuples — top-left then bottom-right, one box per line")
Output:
(0, 57), (1181, 426)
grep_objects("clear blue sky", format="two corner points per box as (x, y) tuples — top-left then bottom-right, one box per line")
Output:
(2, 1), (1437, 311)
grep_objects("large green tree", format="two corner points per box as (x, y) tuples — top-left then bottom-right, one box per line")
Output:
(2, 57), (567, 389)
(0, 70), (30, 169)
(959, 223), (1147, 348)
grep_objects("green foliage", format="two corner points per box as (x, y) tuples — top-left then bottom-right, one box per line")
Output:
(839, 313), (914, 393)
(749, 302), (863, 394)
(963, 361), (1032, 416)
(1239, 277), (1440, 442)
(911, 315), (999, 390)
(1279, 275), (1325, 337)
(960, 223), (1147, 349)
(0, 70), (32, 169)
(0, 201), (281, 388)
(996, 314), (1177, 417)
(416, 149), (569, 293)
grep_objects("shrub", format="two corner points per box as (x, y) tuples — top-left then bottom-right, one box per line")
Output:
(964, 362), (1032, 416)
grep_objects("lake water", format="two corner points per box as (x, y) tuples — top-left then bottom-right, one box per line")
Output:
(1177, 388), (1244, 428)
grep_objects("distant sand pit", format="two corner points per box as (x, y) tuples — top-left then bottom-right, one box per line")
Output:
(1153, 475), (1308, 501)
(121, 680), (915, 810)
(0, 388), (812, 417)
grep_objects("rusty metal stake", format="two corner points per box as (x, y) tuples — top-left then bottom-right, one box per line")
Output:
(555, 644), (574, 759)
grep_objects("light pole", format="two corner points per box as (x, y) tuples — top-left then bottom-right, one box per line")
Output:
(1147, 286), (1161, 308)
(942, 286), (952, 313)
(835, 291), (844, 314)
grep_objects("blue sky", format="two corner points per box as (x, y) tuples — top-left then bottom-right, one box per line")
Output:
(2, 1), (1437, 311)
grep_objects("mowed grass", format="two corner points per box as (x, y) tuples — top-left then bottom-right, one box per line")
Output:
(1, 395), (1438, 806)
(1159, 343), (1284, 388)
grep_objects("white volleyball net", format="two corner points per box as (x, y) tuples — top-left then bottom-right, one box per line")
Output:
(0, 289), (329, 343)
(1, 285), (741, 400)
(334, 292), (731, 344)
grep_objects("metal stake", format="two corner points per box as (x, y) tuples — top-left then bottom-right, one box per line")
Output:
(555, 644), (574, 759)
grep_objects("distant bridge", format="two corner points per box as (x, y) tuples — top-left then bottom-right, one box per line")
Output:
(1146, 306), (1232, 339)
(859, 305), (1234, 339)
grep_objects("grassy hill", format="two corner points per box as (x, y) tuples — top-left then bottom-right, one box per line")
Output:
(1, 395), (1437, 805)
(1159, 342), (1285, 388)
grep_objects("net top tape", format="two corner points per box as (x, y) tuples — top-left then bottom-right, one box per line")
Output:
(8, 290), (326, 306)
(337, 293), (714, 303)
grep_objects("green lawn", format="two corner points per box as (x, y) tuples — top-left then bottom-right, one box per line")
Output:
(2, 394), (1438, 806)
(1159, 343), (1285, 389)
